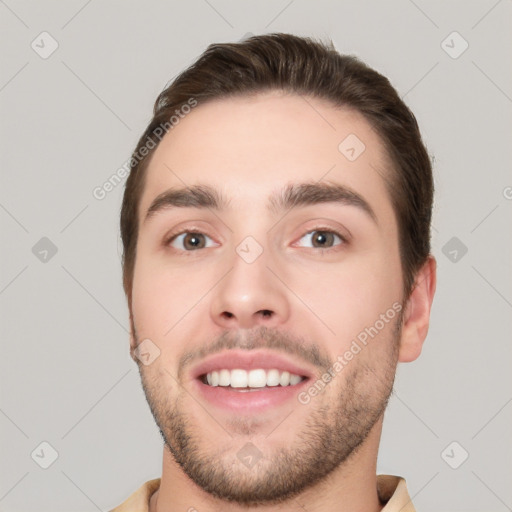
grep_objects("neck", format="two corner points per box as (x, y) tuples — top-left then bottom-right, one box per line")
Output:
(150, 417), (385, 512)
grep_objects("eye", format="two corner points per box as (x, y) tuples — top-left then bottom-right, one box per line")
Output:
(295, 229), (345, 250)
(168, 231), (216, 251)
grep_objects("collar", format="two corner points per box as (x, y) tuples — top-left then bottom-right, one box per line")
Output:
(110, 474), (415, 511)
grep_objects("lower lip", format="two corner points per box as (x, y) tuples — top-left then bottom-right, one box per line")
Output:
(193, 379), (310, 413)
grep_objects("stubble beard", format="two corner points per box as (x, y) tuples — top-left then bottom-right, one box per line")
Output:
(136, 321), (401, 506)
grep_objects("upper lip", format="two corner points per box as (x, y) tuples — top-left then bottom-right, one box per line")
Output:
(190, 350), (316, 381)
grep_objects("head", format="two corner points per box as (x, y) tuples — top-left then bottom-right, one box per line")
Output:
(120, 33), (436, 504)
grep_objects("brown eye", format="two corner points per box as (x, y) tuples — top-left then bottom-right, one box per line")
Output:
(183, 233), (206, 249)
(311, 231), (336, 248)
(296, 230), (344, 249)
(169, 232), (214, 251)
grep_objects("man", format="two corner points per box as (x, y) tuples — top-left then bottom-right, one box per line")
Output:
(111, 32), (436, 511)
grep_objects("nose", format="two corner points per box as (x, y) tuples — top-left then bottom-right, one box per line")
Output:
(209, 245), (290, 330)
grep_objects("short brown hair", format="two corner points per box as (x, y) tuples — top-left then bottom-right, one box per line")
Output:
(120, 32), (433, 306)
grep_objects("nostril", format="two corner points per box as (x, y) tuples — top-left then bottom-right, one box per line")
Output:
(220, 310), (273, 320)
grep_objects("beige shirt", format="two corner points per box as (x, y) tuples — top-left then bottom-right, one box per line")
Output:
(110, 475), (415, 511)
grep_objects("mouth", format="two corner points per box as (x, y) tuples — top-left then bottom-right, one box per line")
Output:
(190, 350), (313, 412)
(200, 368), (306, 390)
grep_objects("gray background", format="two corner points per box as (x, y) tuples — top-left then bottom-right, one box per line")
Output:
(1, 1), (511, 510)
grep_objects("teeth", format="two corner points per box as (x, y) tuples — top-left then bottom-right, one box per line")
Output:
(231, 369), (248, 388)
(204, 368), (305, 388)
(290, 374), (302, 385)
(266, 369), (280, 386)
(218, 369), (230, 386)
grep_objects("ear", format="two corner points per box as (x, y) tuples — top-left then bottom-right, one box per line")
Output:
(398, 255), (437, 363)
(128, 307), (139, 364)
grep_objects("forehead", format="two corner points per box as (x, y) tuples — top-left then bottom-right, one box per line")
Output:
(138, 91), (394, 224)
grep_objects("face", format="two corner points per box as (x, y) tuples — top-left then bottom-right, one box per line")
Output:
(130, 91), (405, 504)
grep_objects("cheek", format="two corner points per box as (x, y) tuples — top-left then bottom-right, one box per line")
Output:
(131, 251), (212, 338)
(131, 254), (176, 337)
(287, 248), (402, 345)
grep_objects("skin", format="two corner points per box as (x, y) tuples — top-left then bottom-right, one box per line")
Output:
(128, 90), (436, 512)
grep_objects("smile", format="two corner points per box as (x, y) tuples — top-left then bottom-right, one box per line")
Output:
(191, 350), (314, 412)
(202, 368), (305, 389)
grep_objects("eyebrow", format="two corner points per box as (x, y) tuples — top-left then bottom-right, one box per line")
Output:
(143, 182), (377, 225)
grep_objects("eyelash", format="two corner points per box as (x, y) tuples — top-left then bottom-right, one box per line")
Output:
(164, 228), (216, 255)
(164, 227), (348, 255)
(294, 228), (347, 253)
